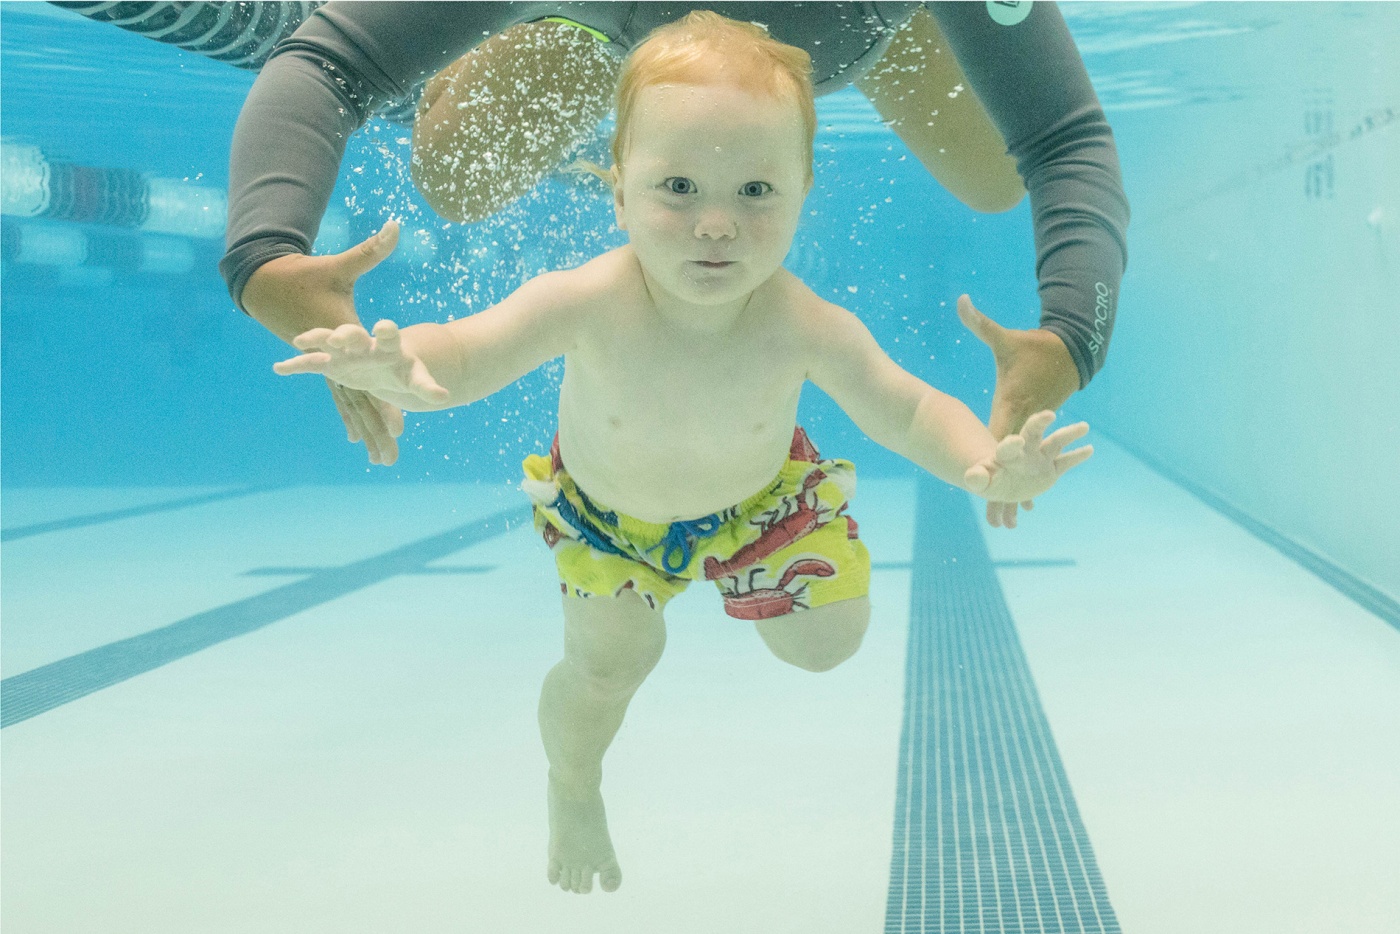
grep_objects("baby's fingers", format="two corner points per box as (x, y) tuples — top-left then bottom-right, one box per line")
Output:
(326, 323), (372, 352)
(371, 319), (402, 348)
(292, 328), (335, 351)
(1018, 410), (1056, 445)
(1041, 421), (1090, 458)
(995, 433), (1026, 465)
(1053, 444), (1094, 475)
(272, 351), (332, 376)
(964, 463), (992, 494)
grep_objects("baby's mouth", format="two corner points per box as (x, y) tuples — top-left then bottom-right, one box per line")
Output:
(692, 260), (735, 269)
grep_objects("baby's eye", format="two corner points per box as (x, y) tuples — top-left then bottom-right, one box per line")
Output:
(740, 181), (773, 197)
(663, 177), (696, 195)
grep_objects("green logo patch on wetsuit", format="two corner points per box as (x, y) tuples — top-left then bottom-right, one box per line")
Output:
(987, 1), (1033, 27)
(538, 16), (612, 43)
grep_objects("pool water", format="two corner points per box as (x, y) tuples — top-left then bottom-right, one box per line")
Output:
(2, 3), (1397, 932)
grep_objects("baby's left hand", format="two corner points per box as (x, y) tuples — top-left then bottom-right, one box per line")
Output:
(963, 411), (1093, 522)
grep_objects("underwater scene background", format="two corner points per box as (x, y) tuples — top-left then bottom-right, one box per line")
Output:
(2, 3), (1397, 933)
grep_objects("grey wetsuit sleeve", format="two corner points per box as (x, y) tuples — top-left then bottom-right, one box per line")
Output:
(220, 1), (560, 311)
(925, 1), (1129, 388)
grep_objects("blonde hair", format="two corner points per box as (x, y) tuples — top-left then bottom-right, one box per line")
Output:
(575, 11), (816, 188)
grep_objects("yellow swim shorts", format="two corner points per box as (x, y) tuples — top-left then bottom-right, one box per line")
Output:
(520, 427), (871, 620)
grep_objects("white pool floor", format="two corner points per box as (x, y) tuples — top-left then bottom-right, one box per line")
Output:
(3, 436), (1397, 934)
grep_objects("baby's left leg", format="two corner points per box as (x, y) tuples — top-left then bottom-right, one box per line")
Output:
(755, 597), (871, 673)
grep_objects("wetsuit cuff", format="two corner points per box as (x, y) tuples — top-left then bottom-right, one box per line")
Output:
(1040, 321), (1093, 391)
(220, 241), (308, 314)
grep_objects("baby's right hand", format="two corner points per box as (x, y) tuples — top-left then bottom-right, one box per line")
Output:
(273, 320), (450, 406)
(962, 410), (1093, 510)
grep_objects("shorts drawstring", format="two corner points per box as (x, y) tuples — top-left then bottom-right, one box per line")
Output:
(655, 514), (722, 574)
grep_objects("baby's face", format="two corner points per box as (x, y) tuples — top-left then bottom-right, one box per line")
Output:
(614, 81), (810, 310)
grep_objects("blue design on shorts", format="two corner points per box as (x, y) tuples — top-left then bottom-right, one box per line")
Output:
(576, 485), (619, 528)
(655, 514), (722, 574)
(550, 492), (630, 558)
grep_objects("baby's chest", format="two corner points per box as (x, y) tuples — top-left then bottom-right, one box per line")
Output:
(567, 337), (805, 435)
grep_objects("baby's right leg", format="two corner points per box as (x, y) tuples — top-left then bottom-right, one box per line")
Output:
(538, 589), (667, 895)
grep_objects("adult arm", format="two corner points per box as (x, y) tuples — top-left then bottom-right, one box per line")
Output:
(220, 2), (556, 465)
(221, 0), (558, 317)
(925, 0), (1130, 391)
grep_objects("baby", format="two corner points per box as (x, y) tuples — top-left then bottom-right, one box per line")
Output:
(274, 12), (1091, 896)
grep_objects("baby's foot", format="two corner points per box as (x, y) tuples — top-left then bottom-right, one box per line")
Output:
(547, 776), (623, 894)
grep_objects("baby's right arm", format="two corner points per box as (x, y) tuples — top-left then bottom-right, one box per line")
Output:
(274, 268), (585, 412)
(804, 298), (1092, 507)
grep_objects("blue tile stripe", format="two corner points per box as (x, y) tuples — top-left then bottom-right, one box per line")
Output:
(0, 485), (286, 542)
(884, 478), (1119, 933)
(1, 506), (530, 728)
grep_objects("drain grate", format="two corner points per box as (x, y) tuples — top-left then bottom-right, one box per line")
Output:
(884, 478), (1119, 933)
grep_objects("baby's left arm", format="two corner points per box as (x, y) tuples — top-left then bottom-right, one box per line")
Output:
(805, 301), (1091, 505)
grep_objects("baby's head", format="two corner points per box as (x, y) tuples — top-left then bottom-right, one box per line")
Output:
(609, 12), (816, 187)
(601, 13), (817, 309)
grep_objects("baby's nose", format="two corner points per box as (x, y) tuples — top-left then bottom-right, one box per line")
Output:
(694, 209), (737, 239)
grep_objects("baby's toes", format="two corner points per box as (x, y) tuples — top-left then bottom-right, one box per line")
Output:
(600, 860), (622, 892)
(548, 857), (562, 886)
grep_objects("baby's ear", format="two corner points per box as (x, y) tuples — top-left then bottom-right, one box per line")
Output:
(611, 167), (628, 230)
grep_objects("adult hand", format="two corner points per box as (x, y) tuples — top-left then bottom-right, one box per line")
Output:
(956, 294), (1082, 528)
(242, 220), (405, 465)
